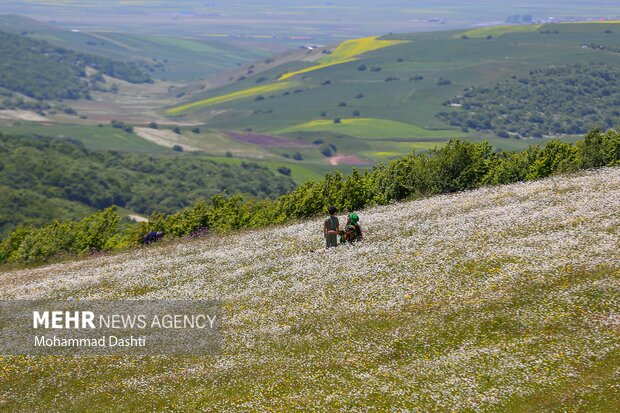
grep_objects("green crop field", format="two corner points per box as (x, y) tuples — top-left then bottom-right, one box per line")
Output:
(0, 122), (171, 152)
(169, 22), (620, 143)
(274, 118), (466, 140)
(202, 155), (328, 184)
(460, 24), (543, 38)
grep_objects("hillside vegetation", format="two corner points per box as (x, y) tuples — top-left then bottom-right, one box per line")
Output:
(167, 22), (620, 147)
(0, 30), (151, 101)
(1, 129), (618, 265)
(0, 133), (295, 237)
(0, 166), (618, 411)
(0, 15), (278, 82)
(439, 63), (620, 137)
(277, 36), (409, 81)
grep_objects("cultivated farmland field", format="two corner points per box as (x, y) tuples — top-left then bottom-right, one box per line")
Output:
(274, 117), (464, 140)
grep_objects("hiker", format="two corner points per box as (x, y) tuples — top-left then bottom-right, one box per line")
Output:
(324, 205), (339, 248)
(143, 231), (163, 245)
(343, 213), (363, 243)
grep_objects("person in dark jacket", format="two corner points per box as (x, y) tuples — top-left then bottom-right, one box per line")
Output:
(323, 206), (339, 248)
(143, 231), (163, 245)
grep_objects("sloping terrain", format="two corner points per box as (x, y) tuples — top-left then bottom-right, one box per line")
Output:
(5, 21), (620, 185)
(0, 30), (151, 100)
(167, 23), (620, 146)
(0, 133), (295, 236)
(1, 167), (618, 411)
(0, 15), (274, 82)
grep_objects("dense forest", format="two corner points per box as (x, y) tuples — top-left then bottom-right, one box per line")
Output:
(0, 133), (295, 237)
(438, 64), (620, 138)
(0, 31), (151, 101)
(2, 129), (618, 265)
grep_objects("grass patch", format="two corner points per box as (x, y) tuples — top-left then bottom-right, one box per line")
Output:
(459, 24), (543, 38)
(274, 118), (463, 139)
(0, 122), (170, 152)
(201, 155), (326, 183)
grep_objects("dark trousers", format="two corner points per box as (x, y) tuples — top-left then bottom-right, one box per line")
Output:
(325, 234), (338, 248)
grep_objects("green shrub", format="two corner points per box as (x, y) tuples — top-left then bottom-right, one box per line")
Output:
(3, 129), (620, 266)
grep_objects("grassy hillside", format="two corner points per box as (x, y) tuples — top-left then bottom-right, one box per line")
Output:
(166, 22), (620, 153)
(0, 15), (276, 82)
(0, 30), (151, 100)
(3, 20), (620, 186)
(1, 167), (618, 411)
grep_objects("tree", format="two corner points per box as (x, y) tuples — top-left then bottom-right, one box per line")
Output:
(277, 167), (292, 176)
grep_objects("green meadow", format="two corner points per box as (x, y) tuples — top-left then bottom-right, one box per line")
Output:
(170, 22), (620, 137)
(0, 122), (170, 152)
(274, 118), (465, 140)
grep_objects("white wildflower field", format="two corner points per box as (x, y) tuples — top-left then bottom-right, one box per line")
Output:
(1, 168), (619, 412)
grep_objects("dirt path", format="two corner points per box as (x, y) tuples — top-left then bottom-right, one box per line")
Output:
(329, 154), (369, 166)
(134, 127), (201, 151)
(0, 110), (48, 122)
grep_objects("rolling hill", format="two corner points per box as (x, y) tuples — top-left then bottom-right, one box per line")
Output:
(1, 166), (618, 411)
(0, 30), (151, 100)
(165, 22), (620, 161)
(0, 15), (280, 82)
(0, 133), (295, 237)
(2, 20), (620, 191)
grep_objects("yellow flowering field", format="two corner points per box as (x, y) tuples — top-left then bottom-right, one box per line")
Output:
(279, 36), (409, 80)
(166, 81), (300, 115)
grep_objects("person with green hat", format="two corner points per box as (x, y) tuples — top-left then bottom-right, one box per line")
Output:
(343, 213), (363, 243)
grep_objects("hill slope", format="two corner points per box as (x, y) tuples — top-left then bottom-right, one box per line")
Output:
(0, 30), (151, 101)
(0, 15), (276, 82)
(1, 167), (619, 411)
(0, 133), (295, 237)
(165, 22), (620, 161)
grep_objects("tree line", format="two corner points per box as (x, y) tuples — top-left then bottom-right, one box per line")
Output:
(438, 64), (620, 138)
(1, 129), (618, 265)
(0, 133), (295, 237)
(0, 31), (151, 101)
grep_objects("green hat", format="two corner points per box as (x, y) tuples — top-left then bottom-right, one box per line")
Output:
(349, 213), (359, 223)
